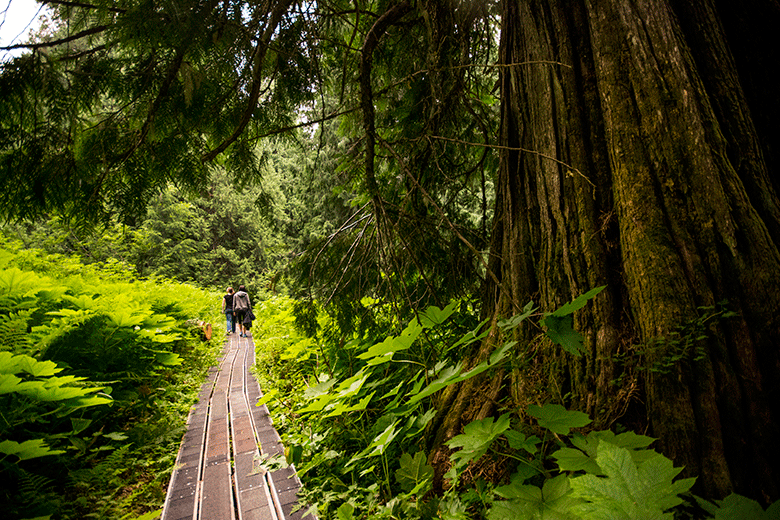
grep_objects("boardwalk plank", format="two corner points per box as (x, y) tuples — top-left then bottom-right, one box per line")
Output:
(163, 332), (315, 520)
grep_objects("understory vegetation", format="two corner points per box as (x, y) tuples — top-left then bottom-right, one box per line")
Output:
(2, 0), (780, 516)
(0, 236), (221, 519)
(253, 296), (780, 520)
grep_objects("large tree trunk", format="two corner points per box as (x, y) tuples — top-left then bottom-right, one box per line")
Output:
(435, 0), (780, 503)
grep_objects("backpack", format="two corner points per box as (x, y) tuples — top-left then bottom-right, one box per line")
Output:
(233, 292), (249, 311)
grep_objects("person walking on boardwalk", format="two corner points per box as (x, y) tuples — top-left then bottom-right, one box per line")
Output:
(232, 285), (252, 337)
(221, 287), (236, 334)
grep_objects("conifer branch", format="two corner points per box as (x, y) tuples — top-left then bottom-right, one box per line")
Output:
(41, 0), (126, 13)
(0, 25), (108, 51)
(359, 0), (411, 199)
(379, 138), (524, 314)
(202, 0), (296, 163)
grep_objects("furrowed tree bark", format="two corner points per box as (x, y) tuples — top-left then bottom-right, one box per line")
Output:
(435, 0), (780, 503)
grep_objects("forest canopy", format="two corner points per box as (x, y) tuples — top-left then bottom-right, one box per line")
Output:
(2, 0), (780, 512)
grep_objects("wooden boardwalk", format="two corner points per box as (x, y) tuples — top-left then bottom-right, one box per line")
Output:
(161, 332), (313, 520)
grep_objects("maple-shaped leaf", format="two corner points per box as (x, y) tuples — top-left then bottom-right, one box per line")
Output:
(447, 413), (511, 467)
(395, 451), (434, 493)
(527, 403), (592, 435)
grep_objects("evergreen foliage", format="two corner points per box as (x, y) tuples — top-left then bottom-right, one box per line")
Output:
(0, 0), (318, 224)
(2, 0), (780, 511)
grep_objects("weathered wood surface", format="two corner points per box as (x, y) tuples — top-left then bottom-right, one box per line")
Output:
(161, 333), (313, 520)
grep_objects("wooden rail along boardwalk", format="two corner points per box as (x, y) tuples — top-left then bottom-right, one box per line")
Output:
(161, 332), (314, 520)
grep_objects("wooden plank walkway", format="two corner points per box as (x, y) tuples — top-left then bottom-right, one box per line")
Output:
(161, 332), (314, 520)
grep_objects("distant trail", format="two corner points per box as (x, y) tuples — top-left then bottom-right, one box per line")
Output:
(161, 332), (313, 520)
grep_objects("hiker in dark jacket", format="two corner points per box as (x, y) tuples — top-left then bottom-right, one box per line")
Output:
(222, 287), (236, 334)
(232, 285), (252, 337)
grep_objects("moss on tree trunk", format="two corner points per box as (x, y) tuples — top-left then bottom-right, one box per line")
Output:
(434, 0), (780, 504)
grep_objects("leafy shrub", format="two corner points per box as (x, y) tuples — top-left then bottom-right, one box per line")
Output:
(254, 290), (777, 519)
(0, 238), (222, 519)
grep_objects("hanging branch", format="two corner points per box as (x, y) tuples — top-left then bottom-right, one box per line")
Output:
(201, 0), (296, 162)
(359, 0), (411, 199)
(0, 25), (108, 51)
(41, 0), (126, 13)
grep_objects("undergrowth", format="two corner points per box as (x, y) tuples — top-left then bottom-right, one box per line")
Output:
(0, 237), (221, 519)
(253, 293), (779, 519)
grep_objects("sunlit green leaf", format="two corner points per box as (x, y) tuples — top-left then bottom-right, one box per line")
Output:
(0, 439), (65, 460)
(416, 301), (458, 328)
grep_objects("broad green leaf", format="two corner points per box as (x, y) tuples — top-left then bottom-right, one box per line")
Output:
(0, 352), (61, 377)
(70, 418), (92, 434)
(0, 373), (23, 394)
(590, 430), (656, 451)
(550, 286), (606, 317)
(406, 363), (462, 405)
(0, 351), (19, 373)
(21, 357), (61, 377)
(569, 442), (692, 519)
(417, 301), (457, 328)
(357, 321), (422, 360)
(366, 419), (400, 457)
(553, 447), (601, 474)
(509, 463), (544, 484)
(297, 392), (336, 413)
(505, 430), (541, 455)
(347, 418), (400, 467)
(303, 378), (336, 399)
(407, 340), (513, 407)
(132, 509), (163, 520)
(0, 439), (65, 460)
(439, 497), (470, 520)
(490, 341), (517, 365)
(493, 478), (541, 501)
(448, 318), (490, 351)
(335, 370), (370, 398)
(498, 301), (538, 330)
(527, 404), (592, 435)
(19, 383), (96, 401)
(380, 380), (405, 399)
(256, 388), (279, 406)
(106, 310), (146, 328)
(155, 352), (182, 366)
(447, 413), (511, 467)
(404, 408), (436, 438)
(0, 268), (40, 295)
(63, 294), (97, 309)
(68, 395), (113, 409)
(336, 502), (354, 520)
(365, 351), (394, 366)
(395, 451), (434, 493)
(486, 500), (536, 520)
(565, 430), (659, 474)
(494, 474), (582, 520)
(542, 314), (586, 356)
(323, 392), (375, 418)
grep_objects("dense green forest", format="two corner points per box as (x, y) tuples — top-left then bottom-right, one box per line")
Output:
(2, 0), (780, 518)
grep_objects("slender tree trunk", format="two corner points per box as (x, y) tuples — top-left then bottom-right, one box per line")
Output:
(436, 0), (780, 503)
